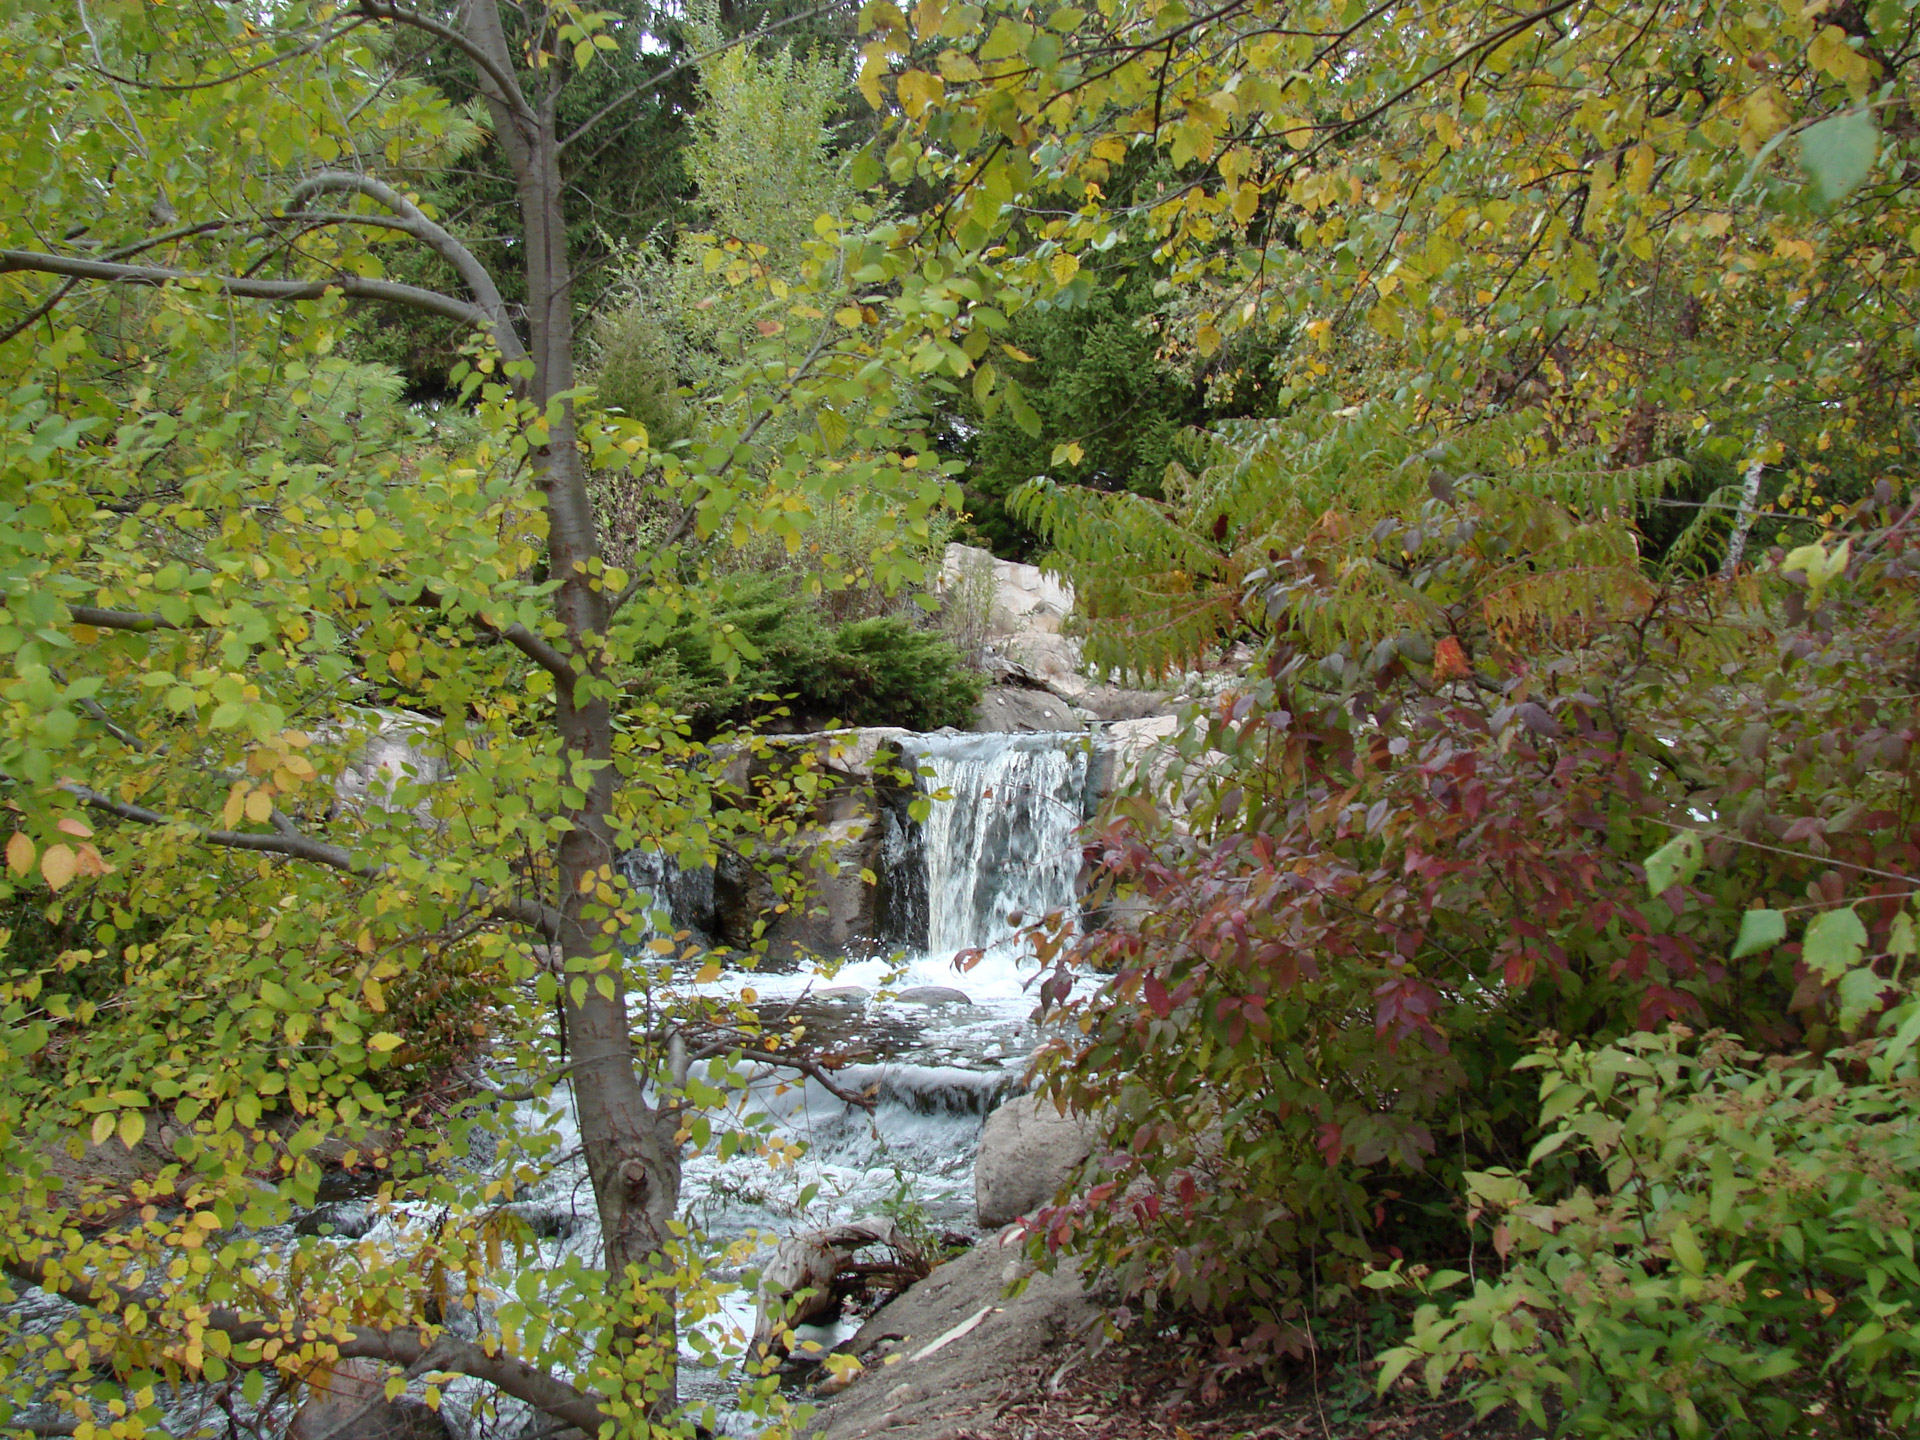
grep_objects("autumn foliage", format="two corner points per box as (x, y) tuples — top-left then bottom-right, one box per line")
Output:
(1024, 445), (1920, 1389)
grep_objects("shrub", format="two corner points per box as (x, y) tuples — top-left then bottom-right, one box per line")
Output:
(1376, 979), (1920, 1438)
(621, 575), (982, 732)
(1017, 418), (1919, 1385)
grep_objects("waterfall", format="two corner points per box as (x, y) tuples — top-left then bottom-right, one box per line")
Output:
(886, 732), (1094, 998)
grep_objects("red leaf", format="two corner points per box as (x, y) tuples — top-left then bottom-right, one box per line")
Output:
(1143, 971), (1172, 1018)
(1315, 1122), (1344, 1165)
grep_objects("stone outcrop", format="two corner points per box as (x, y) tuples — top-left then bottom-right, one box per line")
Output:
(805, 1230), (1102, 1440)
(974, 1093), (1096, 1227)
(970, 684), (1082, 733)
(937, 543), (1231, 728)
(289, 1358), (451, 1440)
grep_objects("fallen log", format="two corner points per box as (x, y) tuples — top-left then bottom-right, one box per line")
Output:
(752, 1217), (929, 1354)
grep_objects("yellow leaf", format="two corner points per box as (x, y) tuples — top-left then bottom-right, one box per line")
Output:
(1000, 343), (1037, 362)
(1049, 251), (1081, 287)
(367, 1033), (402, 1053)
(222, 783), (247, 829)
(898, 69), (945, 119)
(91, 1112), (115, 1145)
(695, 960), (722, 983)
(1741, 86), (1793, 153)
(857, 46), (888, 110)
(244, 789), (273, 824)
(363, 976), (387, 1013)
(1626, 143), (1655, 195)
(41, 843), (76, 892)
(6, 831), (33, 876)
(119, 1110), (146, 1150)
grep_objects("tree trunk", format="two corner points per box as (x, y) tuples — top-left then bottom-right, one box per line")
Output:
(460, 0), (684, 1410)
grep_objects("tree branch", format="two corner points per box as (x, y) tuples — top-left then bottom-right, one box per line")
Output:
(78, 17), (369, 93)
(49, 780), (567, 937)
(0, 251), (508, 350)
(406, 586), (580, 689)
(353, 0), (537, 126)
(0, 1255), (607, 1435)
(558, 1), (850, 155)
(688, 1042), (879, 1110)
(281, 174), (525, 362)
(59, 780), (378, 874)
(0, 276), (78, 347)
(71, 594), (573, 687)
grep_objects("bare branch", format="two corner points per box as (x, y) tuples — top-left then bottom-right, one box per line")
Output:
(0, 277), (78, 347)
(406, 586), (579, 688)
(354, 0), (537, 128)
(76, 16), (370, 93)
(47, 779), (567, 937)
(282, 174), (524, 362)
(59, 780), (378, 874)
(0, 250), (508, 349)
(68, 605), (206, 632)
(688, 1042), (879, 1110)
(71, 594), (572, 687)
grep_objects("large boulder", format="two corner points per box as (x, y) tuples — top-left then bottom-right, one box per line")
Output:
(805, 1229), (1102, 1440)
(975, 1093), (1095, 1227)
(969, 685), (1082, 733)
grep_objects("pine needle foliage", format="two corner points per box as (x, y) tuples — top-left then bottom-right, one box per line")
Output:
(1012, 404), (1689, 680)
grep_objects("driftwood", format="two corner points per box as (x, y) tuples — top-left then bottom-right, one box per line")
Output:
(752, 1217), (930, 1354)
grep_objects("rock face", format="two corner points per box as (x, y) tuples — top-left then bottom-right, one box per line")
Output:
(975, 1093), (1096, 1227)
(970, 684), (1082, 733)
(805, 1230), (1102, 1440)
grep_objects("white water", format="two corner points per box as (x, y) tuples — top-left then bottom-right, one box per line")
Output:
(466, 730), (1096, 1433)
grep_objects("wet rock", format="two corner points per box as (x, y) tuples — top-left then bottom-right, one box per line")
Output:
(815, 986), (871, 1003)
(969, 686), (1082, 733)
(891, 987), (973, 1007)
(294, 1201), (375, 1239)
(975, 1094), (1095, 1227)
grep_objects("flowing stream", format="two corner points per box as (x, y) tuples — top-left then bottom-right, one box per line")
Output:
(475, 730), (1099, 1433)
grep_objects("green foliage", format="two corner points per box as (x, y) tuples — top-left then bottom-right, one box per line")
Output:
(949, 270), (1208, 558)
(624, 574), (983, 731)
(587, 24), (854, 443)
(351, 0), (703, 395)
(1377, 976), (1920, 1438)
(0, 1), (976, 1434)
(1013, 405), (1687, 679)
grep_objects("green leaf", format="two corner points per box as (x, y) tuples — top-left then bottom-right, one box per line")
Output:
(1836, 966), (1886, 1031)
(1803, 906), (1868, 979)
(1670, 1221), (1705, 1276)
(1731, 908), (1786, 958)
(1800, 110), (1878, 206)
(1642, 831), (1703, 895)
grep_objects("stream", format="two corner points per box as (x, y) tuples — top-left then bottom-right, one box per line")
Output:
(442, 730), (1098, 1435)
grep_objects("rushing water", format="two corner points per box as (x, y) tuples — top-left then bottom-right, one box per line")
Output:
(479, 729), (1099, 1433)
